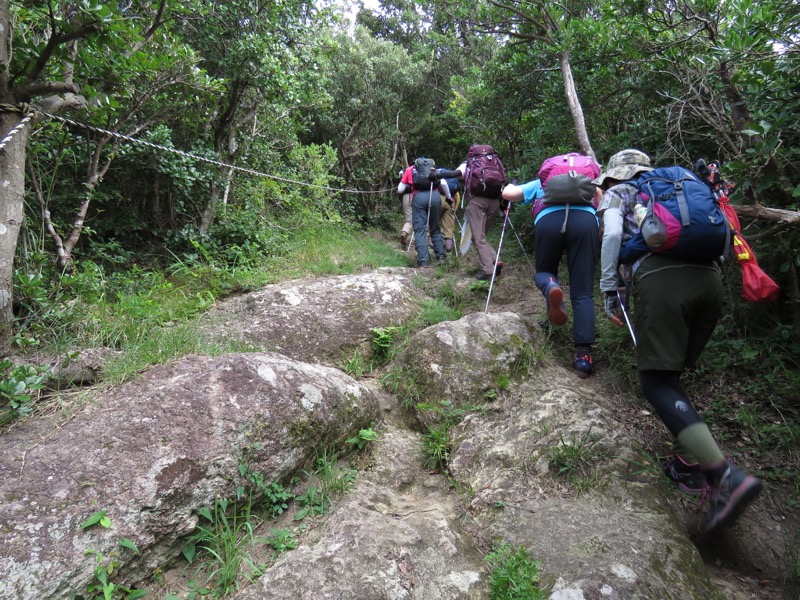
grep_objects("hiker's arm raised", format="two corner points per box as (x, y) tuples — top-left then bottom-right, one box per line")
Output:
(432, 168), (462, 179)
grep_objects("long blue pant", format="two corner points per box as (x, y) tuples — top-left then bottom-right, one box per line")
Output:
(533, 209), (598, 347)
(412, 190), (444, 266)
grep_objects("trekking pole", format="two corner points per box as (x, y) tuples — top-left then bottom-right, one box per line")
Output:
(426, 182), (433, 257)
(403, 192), (414, 252)
(506, 216), (535, 276)
(485, 201), (513, 313)
(616, 288), (637, 347)
(452, 209), (465, 260)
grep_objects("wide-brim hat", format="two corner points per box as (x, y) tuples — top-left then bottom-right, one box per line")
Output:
(594, 149), (653, 187)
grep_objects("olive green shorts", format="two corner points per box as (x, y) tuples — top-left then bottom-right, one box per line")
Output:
(632, 255), (723, 371)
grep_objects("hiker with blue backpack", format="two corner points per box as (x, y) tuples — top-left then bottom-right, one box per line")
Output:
(595, 148), (762, 533)
(502, 152), (602, 378)
(398, 157), (452, 268)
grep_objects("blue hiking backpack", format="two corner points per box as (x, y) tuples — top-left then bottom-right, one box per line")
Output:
(619, 166), (730, 263)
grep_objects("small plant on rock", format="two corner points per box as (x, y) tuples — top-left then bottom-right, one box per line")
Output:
(347, 425), (380, 450)
(422, 422), (452, 471)
(486, 541), (544, 600)
(370, 326), (402, 362)
(547, 426), (610, 490)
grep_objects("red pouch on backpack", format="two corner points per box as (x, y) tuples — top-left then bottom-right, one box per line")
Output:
(719, 196), (780, 303)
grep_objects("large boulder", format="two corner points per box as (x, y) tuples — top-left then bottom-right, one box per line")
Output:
(393, 311), (543, 430)
(195, 269), (426, 366)
(0, 352), (379, 600)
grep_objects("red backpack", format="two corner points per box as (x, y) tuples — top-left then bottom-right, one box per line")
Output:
(465, 144), (507, 198)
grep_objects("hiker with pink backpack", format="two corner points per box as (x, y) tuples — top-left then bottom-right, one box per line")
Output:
(502, 152), (602, 378)
(595, 148), (762, 533)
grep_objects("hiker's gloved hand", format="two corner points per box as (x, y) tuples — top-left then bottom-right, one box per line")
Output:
(604, 291), (624, 327)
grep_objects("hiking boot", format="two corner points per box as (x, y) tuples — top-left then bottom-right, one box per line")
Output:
(445, 238), (453, 252)
(703, 463), (762, 533)
(573, 350), (594, 378)
(546, 281), (568, 326)
(401, 231), (408, 247)
(661, 454), (706, 496)
(475, 272), (492, 282)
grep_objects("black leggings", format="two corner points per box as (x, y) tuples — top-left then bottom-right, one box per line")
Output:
(639, 370), (703, 437)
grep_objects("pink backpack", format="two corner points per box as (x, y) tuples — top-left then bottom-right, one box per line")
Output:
(538, 152), (600, 205)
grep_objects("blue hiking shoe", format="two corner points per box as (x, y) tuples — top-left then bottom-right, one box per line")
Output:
(661, 454), (706, 496)
(573, 350), (594, 378)
(703, 463), (762, 533)
(546, 281), (568, 326)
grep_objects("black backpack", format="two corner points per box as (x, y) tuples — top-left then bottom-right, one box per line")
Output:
(412, 157), (436, 191)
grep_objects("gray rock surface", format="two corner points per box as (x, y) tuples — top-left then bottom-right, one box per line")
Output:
(195, 268), (425, 366)
(0, 352), (379, 599)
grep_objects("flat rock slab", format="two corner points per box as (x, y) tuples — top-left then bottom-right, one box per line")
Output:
(196, 269), (427, 366)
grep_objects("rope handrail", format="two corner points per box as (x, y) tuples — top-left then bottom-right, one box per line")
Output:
(0, 103), (394, 195)
(0, 103), (34, 151)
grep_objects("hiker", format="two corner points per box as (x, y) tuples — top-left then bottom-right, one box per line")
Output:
(398, 167), (414, 249)
(502, 166), (601, 378)
(438, 172), (461, 252)
(398, 158), (452, 267)
(594, 148), (763, 533)
(434, 145), (507, 281)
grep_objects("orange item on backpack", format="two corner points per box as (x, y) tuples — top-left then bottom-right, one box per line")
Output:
(718, 196), (780, 303)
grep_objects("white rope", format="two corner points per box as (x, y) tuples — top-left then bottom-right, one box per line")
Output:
(0, 114), (33, 152)
(37, 110), (393, 195)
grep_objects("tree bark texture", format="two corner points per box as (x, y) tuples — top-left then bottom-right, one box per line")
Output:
(0, 114), (30, 350)
(559, 51), (596, 163)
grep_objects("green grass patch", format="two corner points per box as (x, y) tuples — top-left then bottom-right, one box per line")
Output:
(486, 541), (544, 600)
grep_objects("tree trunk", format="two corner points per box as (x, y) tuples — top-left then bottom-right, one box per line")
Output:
(0, 114), (31, 351)
(559, 50), (596, 163)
